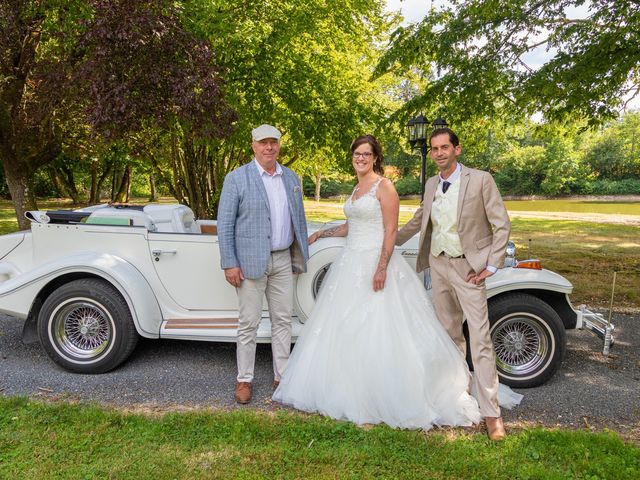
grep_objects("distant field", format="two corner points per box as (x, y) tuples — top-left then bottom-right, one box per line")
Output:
(346, 197), (640, 215)
(504, 199), (640, 215)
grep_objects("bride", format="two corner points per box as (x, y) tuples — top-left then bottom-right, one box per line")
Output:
(273, 135), (516, 429)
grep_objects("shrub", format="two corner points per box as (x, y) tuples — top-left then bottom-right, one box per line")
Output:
(303, 176), (354, 198)
(394, 176), (422, 196)
(587, 178), (640, 195)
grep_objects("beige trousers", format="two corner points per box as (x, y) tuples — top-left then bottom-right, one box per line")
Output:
(429, 252), (501, 417)
(236, 250), (293, 383)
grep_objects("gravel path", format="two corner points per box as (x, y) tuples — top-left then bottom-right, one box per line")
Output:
(1, 313), (638, 440)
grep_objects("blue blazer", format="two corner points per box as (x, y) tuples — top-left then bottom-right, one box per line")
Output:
(217, 161), (309, 279)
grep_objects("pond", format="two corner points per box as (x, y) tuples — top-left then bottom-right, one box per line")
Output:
(503, 199), (640, 215)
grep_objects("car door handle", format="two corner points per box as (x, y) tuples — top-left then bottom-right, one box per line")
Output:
(152, 249), (177, 261)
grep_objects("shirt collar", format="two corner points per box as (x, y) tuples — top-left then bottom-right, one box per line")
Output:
(440, 162), (461, 184)
(254, 158), (282, 177)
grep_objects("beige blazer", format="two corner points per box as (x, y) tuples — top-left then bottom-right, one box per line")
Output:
(396, 165), (511, 274)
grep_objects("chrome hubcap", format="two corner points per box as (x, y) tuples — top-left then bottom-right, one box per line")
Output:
(492, 314), (551, 377)
(52, 299), (114, 360)
(312, 264), (332, 298)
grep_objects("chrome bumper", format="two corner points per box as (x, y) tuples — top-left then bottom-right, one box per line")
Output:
(575, 305), (614, 355)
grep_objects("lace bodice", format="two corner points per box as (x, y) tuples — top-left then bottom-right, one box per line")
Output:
(344, 178), (384, 251)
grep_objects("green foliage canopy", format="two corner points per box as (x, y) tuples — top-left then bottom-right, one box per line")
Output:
(377, 1), (640, 126)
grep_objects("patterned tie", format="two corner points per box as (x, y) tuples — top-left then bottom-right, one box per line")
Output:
(442, 181), (451, 193)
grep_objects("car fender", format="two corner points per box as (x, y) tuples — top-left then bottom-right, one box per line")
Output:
(485, 267), (573, 298)
(294, 237), (346, 322)
(0, 252), (162, 338)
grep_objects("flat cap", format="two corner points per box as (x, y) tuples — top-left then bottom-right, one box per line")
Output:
(251, 124), (282, 141)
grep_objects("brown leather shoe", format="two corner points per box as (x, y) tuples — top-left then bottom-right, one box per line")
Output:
(485, 416), (506, 441)
(235, 382), (252, 404)
(273, 379), (280, 390)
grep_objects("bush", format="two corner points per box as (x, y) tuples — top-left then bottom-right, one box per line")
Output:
(586, 178), (640, 195)
(394, 176), (422, 196)
(33, 170), (58, 197)
(303, 176), (354, 198)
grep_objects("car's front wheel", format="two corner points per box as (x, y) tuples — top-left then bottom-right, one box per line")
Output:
(38, 278), (139, 373)
(489, 293), (566, 388)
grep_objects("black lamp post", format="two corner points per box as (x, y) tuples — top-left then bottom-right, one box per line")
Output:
(406, 114), (450, 198)
(406, 114), (430, 199)
(433, 116), (449, 130)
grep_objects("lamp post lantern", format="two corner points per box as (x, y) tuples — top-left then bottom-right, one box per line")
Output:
(433, 116), (449, 130)
(406, 114), (450, 199)
(406, 114), (429, 199)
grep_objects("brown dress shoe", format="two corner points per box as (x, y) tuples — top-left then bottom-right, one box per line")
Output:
(235, 382), (252, 404)
(273, 379), (280, 390)
(485, 416), (506, 441)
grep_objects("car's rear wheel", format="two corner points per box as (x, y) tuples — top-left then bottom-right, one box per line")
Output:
(489, 293), (566, 388)
(38, 278), (139, 373)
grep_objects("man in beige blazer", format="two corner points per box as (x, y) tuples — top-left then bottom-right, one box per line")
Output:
(396, 128), (511, 440)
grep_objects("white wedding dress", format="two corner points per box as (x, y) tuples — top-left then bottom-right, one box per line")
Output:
(273, 179), (505, 429)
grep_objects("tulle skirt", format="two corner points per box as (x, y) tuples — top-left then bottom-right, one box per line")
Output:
(273, 246), (485, 429)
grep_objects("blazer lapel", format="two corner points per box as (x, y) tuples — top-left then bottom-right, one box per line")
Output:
(282, 170), (296, 210)
(457, 165), (471, 224)
(249, 161), (270, 209)
(422, 177), (438, 228)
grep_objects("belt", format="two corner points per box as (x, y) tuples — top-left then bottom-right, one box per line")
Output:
(440, 252), (465, 259)
(271, 247), (290, 254)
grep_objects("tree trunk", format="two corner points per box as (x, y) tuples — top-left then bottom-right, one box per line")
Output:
(314, 172), (322, 202)
(49, 167), (71, 199)
(92, 161), (113, 204)
(148, 169), (158, 201)
(110, 165), (119, 201)
(61, 165), (82, 204)
(113, 164), (131, 203)
(2, 158), (38, 231)
(49, 165), (82, 203)
(90, 161), (99, 203)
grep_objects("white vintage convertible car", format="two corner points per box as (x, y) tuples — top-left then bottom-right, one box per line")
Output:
(0, 203), (611, 387)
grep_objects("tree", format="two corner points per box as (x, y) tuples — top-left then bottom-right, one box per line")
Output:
(377, 1), (640, 126)
(0, 0), (234, 228)
(0, 1), (78, 228)
(142, 0), (396, 217)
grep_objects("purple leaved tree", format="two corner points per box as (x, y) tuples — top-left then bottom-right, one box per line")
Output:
(0, 0), (235, 229)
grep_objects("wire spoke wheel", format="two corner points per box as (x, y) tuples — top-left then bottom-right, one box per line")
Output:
(492, 315), (550, 377)
(53, 299), (114, 359)
(39, 279), (138, 373)
(488, 293), (566, 388)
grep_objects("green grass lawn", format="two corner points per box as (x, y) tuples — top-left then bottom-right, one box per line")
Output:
(1, 397), (638, 479)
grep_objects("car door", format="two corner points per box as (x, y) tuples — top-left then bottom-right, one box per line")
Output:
(147, 232), (238, 310)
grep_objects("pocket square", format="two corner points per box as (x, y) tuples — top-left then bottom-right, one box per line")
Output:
(293, 186), (301, 193)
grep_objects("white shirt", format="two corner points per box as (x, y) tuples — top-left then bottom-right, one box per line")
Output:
(255, 159), (294, 251)
(439, 163), (462, 189)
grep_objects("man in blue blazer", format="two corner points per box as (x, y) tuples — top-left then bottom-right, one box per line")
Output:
(218, 124), (309, 404)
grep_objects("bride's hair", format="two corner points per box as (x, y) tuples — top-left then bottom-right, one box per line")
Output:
(350, 135), (384, 175)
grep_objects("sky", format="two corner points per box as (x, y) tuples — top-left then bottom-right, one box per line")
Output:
(385, 0), (590, 69)
(384, 1), (638, 111)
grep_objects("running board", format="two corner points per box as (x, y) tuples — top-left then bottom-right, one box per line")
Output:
(160, 317), (304, 342)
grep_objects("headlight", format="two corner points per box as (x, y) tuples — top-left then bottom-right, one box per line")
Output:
(504, 241), (517, 267)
